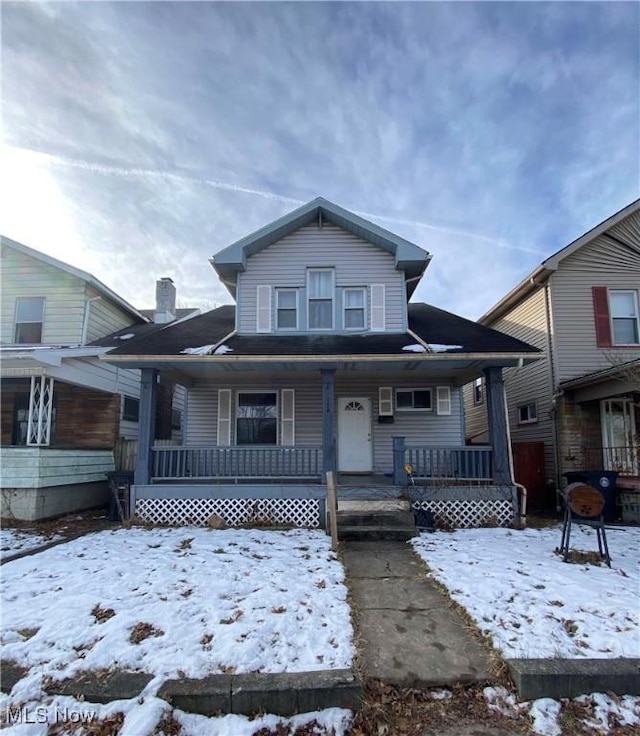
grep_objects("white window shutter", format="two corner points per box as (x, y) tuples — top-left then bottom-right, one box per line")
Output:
(217, 389), (232, 445)
(378, 387), (393, 416)
(436, 386), (451, 416)
(370, 284), (386, 331)
(256, 285), (272, 333)
(281, 389), (295, 445)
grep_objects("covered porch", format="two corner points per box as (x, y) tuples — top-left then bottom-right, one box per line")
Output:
(108, 351), (521, 528)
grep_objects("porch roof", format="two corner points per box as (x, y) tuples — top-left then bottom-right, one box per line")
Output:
(101, 302), (540, 383)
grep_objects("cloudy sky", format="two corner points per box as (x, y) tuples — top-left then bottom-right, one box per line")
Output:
(2, 1), (638, 319)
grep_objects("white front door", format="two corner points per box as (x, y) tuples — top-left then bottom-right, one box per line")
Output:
(601, 399), (637, 474)
(337, 397), (372, 472)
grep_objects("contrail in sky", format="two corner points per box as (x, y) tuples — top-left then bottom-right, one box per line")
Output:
(8, 145), (546, 255)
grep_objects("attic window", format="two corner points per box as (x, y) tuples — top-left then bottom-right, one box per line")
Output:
(14, 297), (45, 344)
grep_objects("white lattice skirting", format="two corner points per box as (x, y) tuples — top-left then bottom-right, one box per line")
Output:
(135, 498), (321, 527)
(412, 499), (515, 528)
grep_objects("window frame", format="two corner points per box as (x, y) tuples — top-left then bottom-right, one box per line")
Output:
(517, 402), (537, 425)
(395, 388), (433, 412)
(608, 289), (640, 346)
(14, 297), (45, 344)
(343, 287), (367, 331)
(307, 268), (335, 331)
(473, 377), (484, 405)
(275, 288), (298, 331)
(235, 390), (279, 446)
(122, 396), (140, 423)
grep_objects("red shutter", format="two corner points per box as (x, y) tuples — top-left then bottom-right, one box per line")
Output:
(592, 286), (612, 347)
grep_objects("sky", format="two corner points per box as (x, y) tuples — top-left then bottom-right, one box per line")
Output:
(1, 1), (638, 319)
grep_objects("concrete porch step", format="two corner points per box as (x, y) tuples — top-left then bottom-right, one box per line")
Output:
(338, 525), (418, 542)
(337, 510), (416, 528)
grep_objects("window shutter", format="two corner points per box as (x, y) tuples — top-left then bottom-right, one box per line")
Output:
(281, 389), (295, 445)
(436, 386), (451, 416)
(217, 389), (232, 445)
(371, 284), (386, 331)
(592, 286), (612, 347)
(378, 387), (393, 416)
(256, 285), (272, 333)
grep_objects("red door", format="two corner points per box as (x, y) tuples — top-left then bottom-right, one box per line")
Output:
(512, 442), (547, 507)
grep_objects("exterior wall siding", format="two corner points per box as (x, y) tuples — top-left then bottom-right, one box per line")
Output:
(464, 287), (556, 481)
(185, 372), (461, 474)
(85, 285), (138, 343)
(550, 218), (640, 383)
(1, 246), (86, 345)
(237, 223), (406, 334)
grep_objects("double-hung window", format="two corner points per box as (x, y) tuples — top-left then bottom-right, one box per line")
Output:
(609, 290), (640, 345)
(276, 289), (297, 330)
(236, 392), (278, 445)
(396, 388), (432, 411)
(307, 269), (334, 330)
(14, 297), (45, 344)
(518, 403), (537, 424)
(344, 288), (366, 330)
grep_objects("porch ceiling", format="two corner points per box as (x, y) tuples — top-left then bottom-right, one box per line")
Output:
(103, 354), (532, 386)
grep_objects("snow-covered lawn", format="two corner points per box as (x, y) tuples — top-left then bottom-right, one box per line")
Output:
(1, 527), (354, 682)
(0, 528), (61, 560)
(0, 527), (355, 735)
(411, 525), (640, 659)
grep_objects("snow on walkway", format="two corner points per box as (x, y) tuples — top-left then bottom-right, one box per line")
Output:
(1, 527), (354, 686)
(411, 525), (640, 659)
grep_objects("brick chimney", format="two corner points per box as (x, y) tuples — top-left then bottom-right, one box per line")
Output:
(155, 277), (176, 324)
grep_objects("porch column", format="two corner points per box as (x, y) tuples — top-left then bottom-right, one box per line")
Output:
(27, 376), (54, 446)
(321, 369), (336, 475)
(484, 366), (512, 485)
(135, 368), (158, 486)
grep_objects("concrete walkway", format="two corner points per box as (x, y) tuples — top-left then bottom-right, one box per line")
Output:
(342, 540), (493, 688)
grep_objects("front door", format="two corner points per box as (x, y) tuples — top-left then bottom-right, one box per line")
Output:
(337, 397), (372, 472)
(601, 399), (637, 474)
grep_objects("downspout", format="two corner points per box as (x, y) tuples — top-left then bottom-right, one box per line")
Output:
(81, 296), (102, 345)
(504, 382), (527, 527)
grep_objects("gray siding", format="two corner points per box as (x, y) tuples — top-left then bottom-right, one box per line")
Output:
(185, 372), (461, 473)
(85, 285), (138, 343)
(1, 246), (86, 345)
(237, 223), (406, 334)
(464, 287), (555, 481)
(550, 211), (640, 383)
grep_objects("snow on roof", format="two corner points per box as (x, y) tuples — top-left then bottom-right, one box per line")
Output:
(429, 344), (463, 352)
(402, 344), (427, 353)
(180, 344), (216, 356)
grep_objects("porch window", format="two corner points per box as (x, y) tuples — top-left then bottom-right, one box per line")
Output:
(344, 288), (366, 329)
(236, 392), (277, 445)
(122, 397), (140, 422)
(14, 297), (45, 344)
(276, 289), (298, 329)
(518, 402), (537, 424)
(609, 290), (640, 345)
(307, 269), (334, 329)
(396, 388), (432, 411)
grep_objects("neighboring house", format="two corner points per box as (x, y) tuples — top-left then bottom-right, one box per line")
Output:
(103, 198), (540, 529)
(0, 237), (191, 520)
(464, 199), (640, 506)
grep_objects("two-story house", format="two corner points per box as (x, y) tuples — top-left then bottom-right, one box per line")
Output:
(0, 237), (191, 520)
(464, 199), (640, 507)
(104, 198), (540, 529)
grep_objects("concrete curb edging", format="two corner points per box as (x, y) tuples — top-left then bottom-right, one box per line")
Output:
(40, 668), (362, 716)
(507, 658), (640, 700)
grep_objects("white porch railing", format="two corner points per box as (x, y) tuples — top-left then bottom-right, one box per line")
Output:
(151, 445), (324, 481)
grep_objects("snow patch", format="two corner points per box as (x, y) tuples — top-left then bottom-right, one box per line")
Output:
(213, 344), (233, 355)
(402, 344), (426, 353)
(180, 344), (216, 355)
(429, 343), (463, 352)
(117, 333), (135, 340)
(529, 698), (561, 736)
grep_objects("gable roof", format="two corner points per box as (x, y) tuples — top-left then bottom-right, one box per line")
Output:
(211, 198), (431, 298)
(478, 198), (640, 325)
(104, 302), (538, 359)
(1, 235), (149, 324)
